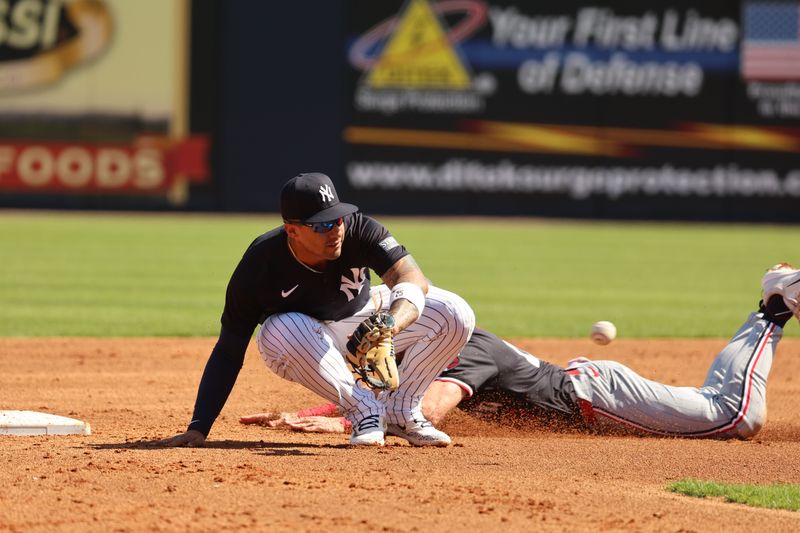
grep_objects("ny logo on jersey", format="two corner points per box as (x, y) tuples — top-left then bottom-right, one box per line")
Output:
(319, 184), (334, 202)
(340, 267), (366, 301)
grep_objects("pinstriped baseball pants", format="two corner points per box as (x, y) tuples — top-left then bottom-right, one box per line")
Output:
(256, 284), (475, 427)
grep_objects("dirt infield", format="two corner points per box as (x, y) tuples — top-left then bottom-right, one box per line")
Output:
(2, 336), (799, 532)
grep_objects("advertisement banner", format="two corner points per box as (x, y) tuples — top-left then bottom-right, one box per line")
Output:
(0, 0), (207, 203)
(344, 0), (800, 220)
(0, 137), (207, 193)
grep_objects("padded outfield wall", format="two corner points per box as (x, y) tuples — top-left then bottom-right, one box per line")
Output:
(0, 0), (798, 221)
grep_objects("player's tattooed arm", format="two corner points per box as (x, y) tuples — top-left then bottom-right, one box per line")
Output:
(382, 254), (428, 291)
(382, 255), (429, 335)
(387, 298), (419, 335)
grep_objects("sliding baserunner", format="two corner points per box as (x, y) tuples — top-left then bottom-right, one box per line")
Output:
(242, 263), (799, 439)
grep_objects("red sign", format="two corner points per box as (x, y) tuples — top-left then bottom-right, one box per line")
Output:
(0, 136), (209, 194)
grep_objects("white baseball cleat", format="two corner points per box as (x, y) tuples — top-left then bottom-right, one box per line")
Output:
(386, 418), (451, 447)
(349, 414), (385, 446)
(762, 263), (800, 322)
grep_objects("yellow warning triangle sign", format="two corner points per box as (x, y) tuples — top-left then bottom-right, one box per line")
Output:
(367, 0), (471, 90)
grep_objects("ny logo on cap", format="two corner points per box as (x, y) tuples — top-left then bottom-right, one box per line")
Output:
(319, 184), (334, 202)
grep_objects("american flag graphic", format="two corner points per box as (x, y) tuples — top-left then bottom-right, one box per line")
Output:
(741, 2), (800, 80)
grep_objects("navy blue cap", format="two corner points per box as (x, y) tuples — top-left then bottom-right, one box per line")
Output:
(280, 173), (358, 223)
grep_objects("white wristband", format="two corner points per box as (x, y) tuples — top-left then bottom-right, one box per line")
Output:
(389, 282), (426, 316)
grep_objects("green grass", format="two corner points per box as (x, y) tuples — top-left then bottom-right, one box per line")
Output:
(668, 479), (800, 512)
(1, 211), (798, 337)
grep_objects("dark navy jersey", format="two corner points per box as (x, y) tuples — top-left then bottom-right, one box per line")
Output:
(221, 212), (409, 337)
(187, 212), (408, 437)
(438, 328), (582, 425)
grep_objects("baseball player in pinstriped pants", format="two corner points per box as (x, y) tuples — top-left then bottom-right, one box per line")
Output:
(255, 282), (474, 445)
(243, 263), (800, 440)
(160, 172), (474, 448)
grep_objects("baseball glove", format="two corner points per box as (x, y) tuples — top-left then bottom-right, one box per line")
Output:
(345, 312), (399, 390)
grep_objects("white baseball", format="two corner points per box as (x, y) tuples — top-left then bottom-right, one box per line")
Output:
(590, 321), (616, 345)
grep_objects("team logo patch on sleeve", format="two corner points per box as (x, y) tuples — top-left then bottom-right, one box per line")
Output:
(378, 236), (399, 251)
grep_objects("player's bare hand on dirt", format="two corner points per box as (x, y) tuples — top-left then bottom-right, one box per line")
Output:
(239, 413), (346, 433)
(239, 412), (296, 428)
(156, 429), (206, 447)
(283, 416), (346, 433)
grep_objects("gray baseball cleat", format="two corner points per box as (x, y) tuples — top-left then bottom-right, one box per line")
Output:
(349, 414), (385, 446)
(386, 417), (451, 447)
(762, 263), (800, 323)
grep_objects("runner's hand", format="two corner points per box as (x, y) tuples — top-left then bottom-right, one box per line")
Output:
(283, 415), (346, 434)
(239, 412), (297, 427)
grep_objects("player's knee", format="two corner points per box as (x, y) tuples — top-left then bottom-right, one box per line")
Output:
(736, 407), (766, 439)
(427, 289), (475, 338)
(459, 300), (476, 335)
(449, 290), (475, 329)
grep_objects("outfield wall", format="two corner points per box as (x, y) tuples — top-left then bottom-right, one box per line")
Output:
(340, 0), (800, 221)
(0, 0), (797, 222)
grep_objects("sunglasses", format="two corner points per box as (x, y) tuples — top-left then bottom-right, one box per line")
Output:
(287, 217), (344, 234)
